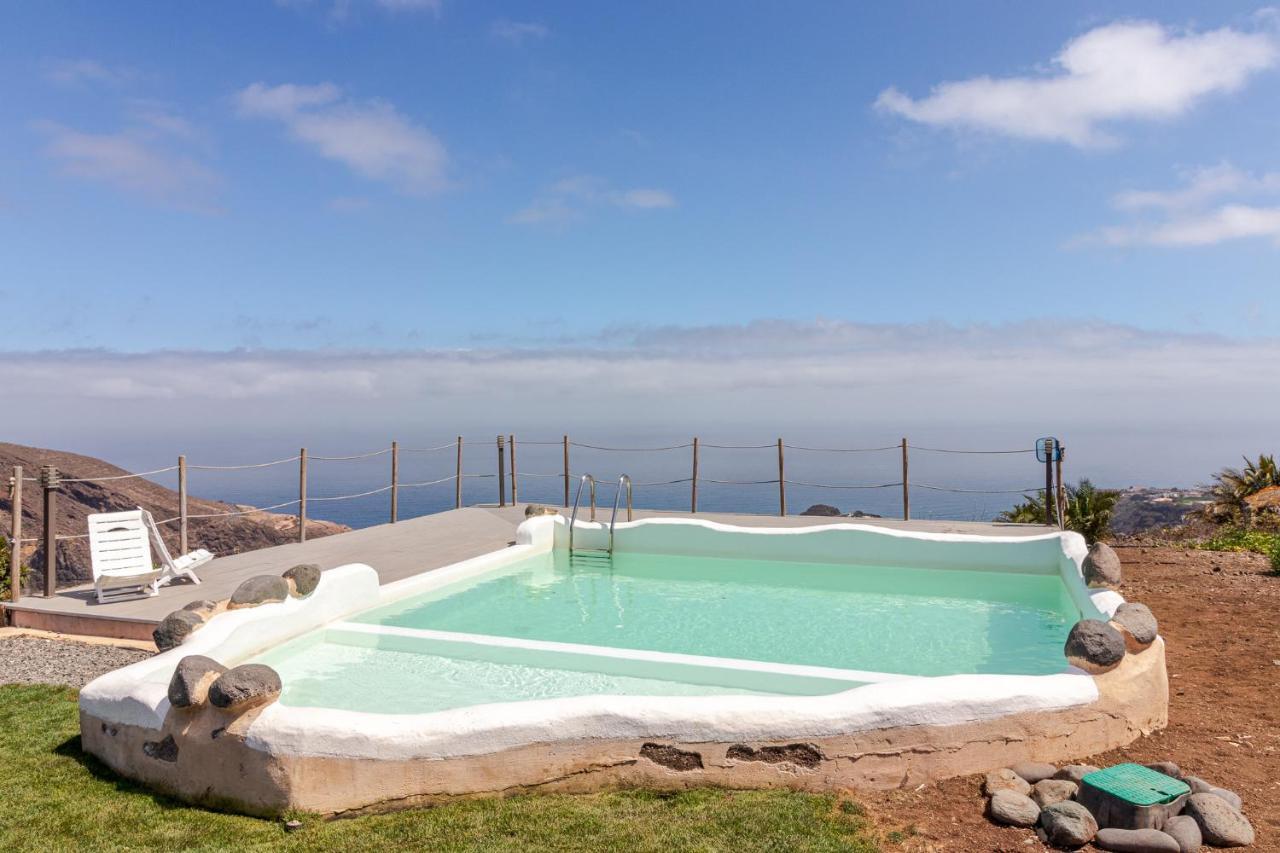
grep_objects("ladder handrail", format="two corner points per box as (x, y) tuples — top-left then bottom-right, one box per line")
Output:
(568, 473), (632, 555)
(568, 474), (597, 553)
(608, 474), (633, 553)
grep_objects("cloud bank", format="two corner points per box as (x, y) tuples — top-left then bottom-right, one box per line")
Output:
(876, 18), (1277, 146)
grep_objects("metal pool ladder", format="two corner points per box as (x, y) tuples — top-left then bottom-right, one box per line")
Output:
(568, 474), (633, 558)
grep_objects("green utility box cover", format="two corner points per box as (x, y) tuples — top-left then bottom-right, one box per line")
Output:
(1082, 764), (1190, 806)
(1078, 764), (1192, 831)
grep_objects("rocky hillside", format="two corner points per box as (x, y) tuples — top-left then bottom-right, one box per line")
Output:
(0, 442), (347, 591)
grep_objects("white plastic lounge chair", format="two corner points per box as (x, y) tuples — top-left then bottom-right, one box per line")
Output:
(141, 509), (210, 588)
(87, 509), (211, 604)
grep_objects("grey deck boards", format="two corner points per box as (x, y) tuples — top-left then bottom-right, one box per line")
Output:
(6, 504), (1051, 627)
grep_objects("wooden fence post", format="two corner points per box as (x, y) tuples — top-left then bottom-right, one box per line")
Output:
(562, 435), (570, 508)
(901, 438), (910, 521)
(496, 436), (507, 507)
(40, 465), (59, 597)
(178, 455), (188, 554)
(9, 466), (21, 602)
(509, 434), (518, 505)
(298, 448), (308, 543)
(1056, 443), (1066, 529)
(776, 438), (786, 517)
(1044, 438), (1055, 527)
(455, 437), (463, 508)
(691, 437), (699, 513)
(390, 441), (399, 524)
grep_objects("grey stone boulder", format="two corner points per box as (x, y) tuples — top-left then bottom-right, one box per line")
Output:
(524, 504), (559, 517)
(984, 767), (1031, 797)
(1039, 800), (1098, 849)
(1183, 792), (1253, 847)
(800, 503), (841, 517)
(1114, 603), (1159, 650)
(1064, 619), (1127, 672)
(153, 609), (204, 651)
(167, 655), (227, 708)
(1161, 815), (1202, 853)
(1094, 827), (1180, 853)
(282, 563), (321, 598)
(988, 790), (1041, 827)
(182, 599), (221, 619)
(1183, 774), (1212, 793)
(1142, 760), (1180, 779)
(1012, 761), (1059, 784)
(1031, 778), (1078, 808)
(1084, 541), (1122, 587)
(227, 575), (289, 610)
(1054, 764), (1101, 785)
(1208, 785), (1243, 810)
(208, 664), (282, 711)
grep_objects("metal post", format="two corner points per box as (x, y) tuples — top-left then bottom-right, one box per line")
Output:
(298, 448), (308, 543)
(776, 438), (786, 517)
(178, 455), (188, 554)
(455, 436), (463, 508)
(40, 465), (59, 597)
(497, 435), (506, 507)
(390, 440), (399, 523)
(509, 434), (518, 505)
(1056, 444), (1066, 529)
(562, 435), (570, 508)
(691, 437), (699, 513)
(901, 438), (910, 521)
(9, 466), (22, 602)
(1044, 438), (1054, 527)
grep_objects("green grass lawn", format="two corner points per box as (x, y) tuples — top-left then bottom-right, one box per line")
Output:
(0, 684), (880, 852)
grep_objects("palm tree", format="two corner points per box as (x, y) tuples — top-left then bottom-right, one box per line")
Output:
(998, 479), (1118, 544)
(1195, 454), (1279, 524)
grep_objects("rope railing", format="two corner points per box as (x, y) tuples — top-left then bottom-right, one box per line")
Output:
(5, 433), (1066, 603)
(570, 441), (693, 452)
(189, 455), (301, 471)
(784, 444), (899, 453)
(309, 449), (392, 462)
(908, 445), (1034, 455)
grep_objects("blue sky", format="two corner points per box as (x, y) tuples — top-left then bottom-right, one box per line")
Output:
(3, 2), (1279, 483)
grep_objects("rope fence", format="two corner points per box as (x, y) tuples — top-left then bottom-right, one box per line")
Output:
(5, 434), (1067, 603)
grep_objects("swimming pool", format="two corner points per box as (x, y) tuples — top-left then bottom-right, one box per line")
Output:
(254, 548), (1079, 715)
(79, 514), (1168, 816)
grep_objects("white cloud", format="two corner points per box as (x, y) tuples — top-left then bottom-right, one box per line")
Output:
(491, 19), (549, 43)
(1083, 163), (1280, 247)
(236, 82), (448, 194)
(375, 0), (441, 12)
(615, 188), (677, 209)
(510, 175), (677, 225)
(34, 119), (221, 212)
(44, 58), (134, 87)
(875, 19), (1278, 146)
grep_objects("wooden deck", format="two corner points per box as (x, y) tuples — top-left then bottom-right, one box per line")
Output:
(3, 505), (1050, 641)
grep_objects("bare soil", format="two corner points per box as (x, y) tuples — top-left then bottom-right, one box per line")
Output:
(858, 546), (1280, 851)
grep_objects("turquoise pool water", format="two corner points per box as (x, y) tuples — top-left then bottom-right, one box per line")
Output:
(356, 550), (1078, 677)
(250, 548), (1080, 714)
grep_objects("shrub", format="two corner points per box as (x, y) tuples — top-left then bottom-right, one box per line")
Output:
(1193, 526), (1280, 575)
(0, 537), (26, 600)
(998, 479), (1119, 544)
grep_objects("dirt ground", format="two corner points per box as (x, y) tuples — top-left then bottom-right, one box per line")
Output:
(858, 546), (1280, 851)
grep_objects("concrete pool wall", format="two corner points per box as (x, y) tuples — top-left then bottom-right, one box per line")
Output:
(78, 516), (1167, 816)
